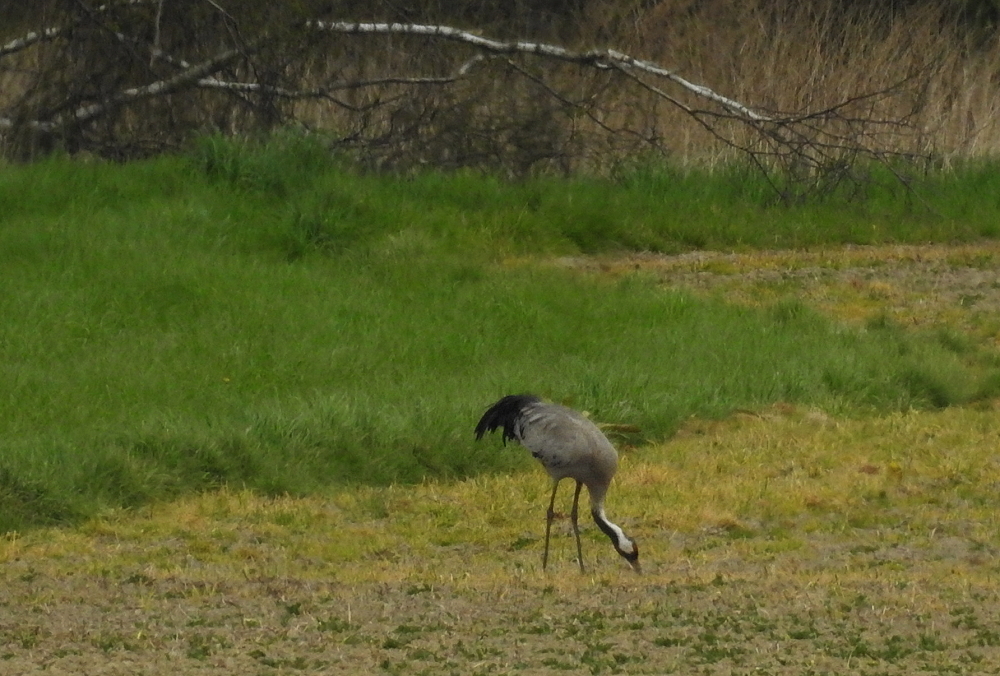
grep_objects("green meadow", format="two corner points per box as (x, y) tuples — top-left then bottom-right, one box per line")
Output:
(3, 134), (1000, 532)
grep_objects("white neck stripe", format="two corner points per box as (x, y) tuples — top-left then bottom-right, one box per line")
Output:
(593, 507), (635, 554)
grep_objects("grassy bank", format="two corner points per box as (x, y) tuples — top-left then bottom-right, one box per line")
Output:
(2, 137), (1000, 531)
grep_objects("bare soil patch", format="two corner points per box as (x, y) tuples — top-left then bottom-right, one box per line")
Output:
(4, 524), (1000, 675)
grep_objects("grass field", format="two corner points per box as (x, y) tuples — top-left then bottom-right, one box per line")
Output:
(5, 138), (1000, 673)
(3, 137), (1000, 531)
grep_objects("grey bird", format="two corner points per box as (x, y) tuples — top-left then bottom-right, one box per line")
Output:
(475, 394), (640, 572)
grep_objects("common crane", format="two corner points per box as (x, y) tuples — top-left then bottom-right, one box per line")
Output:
(475, 394), (640, 572)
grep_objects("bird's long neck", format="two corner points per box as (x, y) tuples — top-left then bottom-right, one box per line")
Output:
(591, 506), (630, 550)
(591, 504), (638, 568)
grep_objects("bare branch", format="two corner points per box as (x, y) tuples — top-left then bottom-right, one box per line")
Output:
(0, 27), (64, 58)
(502, 59), (624, 140)
(307, 21), (772, 122)
(0, 0), (160, 58)
(195, 75), (459, 96)
(150, 0), (165, 66)
(1, 48), (245, 132)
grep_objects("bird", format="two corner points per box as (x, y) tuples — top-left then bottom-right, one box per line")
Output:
(475, 394), (640, 573)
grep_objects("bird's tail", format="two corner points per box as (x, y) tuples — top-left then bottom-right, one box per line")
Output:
(474, 394), (542, 445)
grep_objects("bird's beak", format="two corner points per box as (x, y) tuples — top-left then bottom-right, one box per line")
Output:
(629, 560), (642, 574)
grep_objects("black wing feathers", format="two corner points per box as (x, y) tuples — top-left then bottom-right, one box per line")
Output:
(474, 394), (542, 445)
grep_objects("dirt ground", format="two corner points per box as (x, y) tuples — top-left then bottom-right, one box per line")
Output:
(5, 243), (1000, 675)
(4, 525), (1000, 675)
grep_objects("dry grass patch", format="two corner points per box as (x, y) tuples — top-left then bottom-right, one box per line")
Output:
(555, 242), (1000, 344)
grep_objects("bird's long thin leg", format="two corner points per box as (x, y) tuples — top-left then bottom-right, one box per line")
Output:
(571, 480), (584, 573)
(543, 481), (560, 571)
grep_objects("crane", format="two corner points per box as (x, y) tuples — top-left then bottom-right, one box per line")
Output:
(475, 394), (640, 573)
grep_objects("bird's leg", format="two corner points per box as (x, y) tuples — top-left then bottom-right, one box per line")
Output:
(571, 480), (584, 573)
(543, 481), (560, 571)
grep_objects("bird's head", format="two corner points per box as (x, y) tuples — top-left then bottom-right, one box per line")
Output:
(615, 537), (641, 573)
(592, 506), (641, 573)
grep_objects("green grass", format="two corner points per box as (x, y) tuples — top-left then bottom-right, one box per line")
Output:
(2, 134), (1000, 531)
(187, 133), (1000, 255)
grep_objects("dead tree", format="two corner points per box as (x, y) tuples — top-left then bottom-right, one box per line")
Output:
(0, 1), (939, 199)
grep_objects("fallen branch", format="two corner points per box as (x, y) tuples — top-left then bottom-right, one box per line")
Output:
(1, 48), (244, 132)
(0, 0), (158, 58)
(0, 8), (930, 191)
(307, 21), (772, 121)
